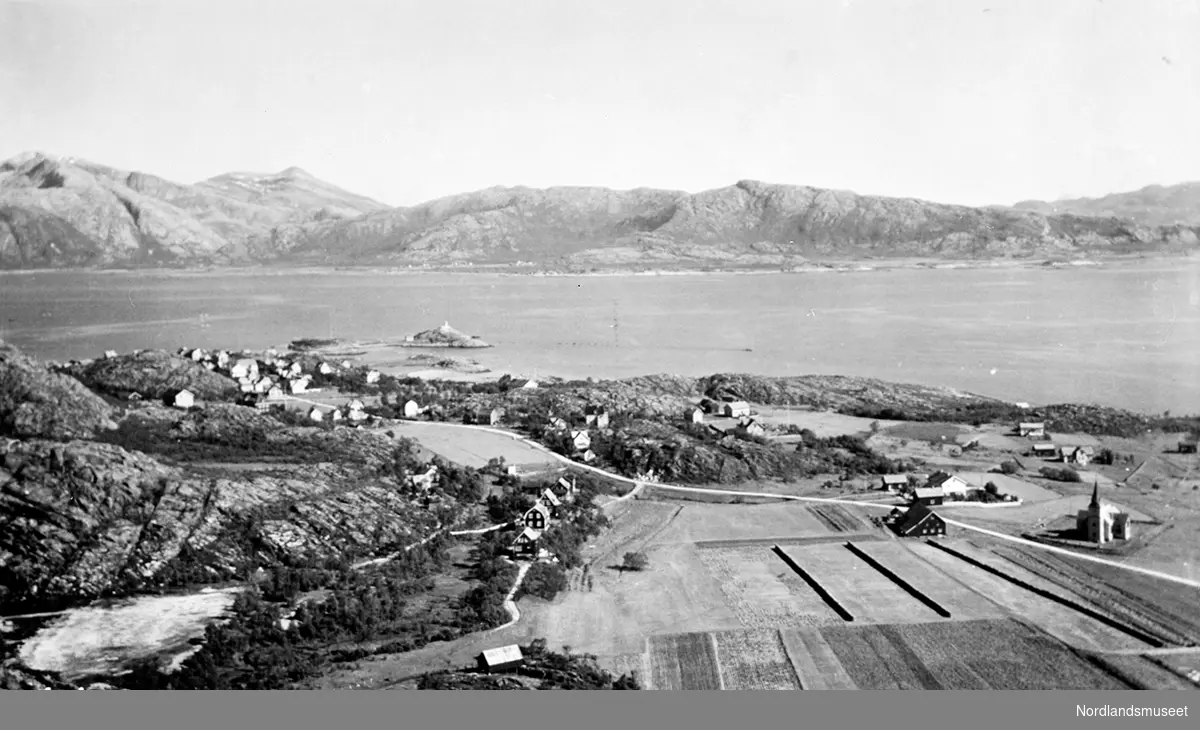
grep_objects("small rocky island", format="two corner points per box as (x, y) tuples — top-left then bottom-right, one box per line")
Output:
(400, 322), (492, 349)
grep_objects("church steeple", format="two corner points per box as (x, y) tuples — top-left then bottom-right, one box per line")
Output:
(1090, 480), (1100, 508)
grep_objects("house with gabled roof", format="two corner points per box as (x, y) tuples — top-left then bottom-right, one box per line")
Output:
(890, 503), (947, 538)
(924, 471), (973, 496)
(1061, 445), (1095, 466)
(551, 475), (576, 501)
(880, 474), (909, 492)
(581, 449), (597, 463)
(733, 417), (766, 439)
(687, 407), (704, 424)
(569, 429), (591, 452)
(911, 486), (945, 506)
(537, 488), (562, 517)
(167, 389), (195, 409)
(509, 526), (541, 558)
(523, 504), (551, 531)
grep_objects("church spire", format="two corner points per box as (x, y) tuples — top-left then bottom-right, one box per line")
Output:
(1090, 480), (1100, 508)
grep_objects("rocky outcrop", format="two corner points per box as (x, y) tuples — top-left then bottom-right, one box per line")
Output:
(0, 427), (446, 611)
(61, 350), (239, 401)
(0, 341), (116, 440)
(403, 322), (491, 348)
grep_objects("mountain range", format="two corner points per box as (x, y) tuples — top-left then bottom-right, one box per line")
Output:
(2, 151), (1198, 270)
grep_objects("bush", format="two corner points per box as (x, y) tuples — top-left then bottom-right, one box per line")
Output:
(999, 461), (1021, 475)
(621, 552), (648, 572)
(1039, 466), (1082, 483)
(518, 562), (568, 601)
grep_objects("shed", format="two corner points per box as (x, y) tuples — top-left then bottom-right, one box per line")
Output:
(1017, 422), (1046, 438)
(723, 401), (751, 418)
(477, 645), (525, 674)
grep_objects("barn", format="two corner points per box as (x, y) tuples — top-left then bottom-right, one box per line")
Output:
(890, 503), (947, 538)
(911, 486), (945, 507)
(477, 644), (525, 674)
(723, 401), (751, 418)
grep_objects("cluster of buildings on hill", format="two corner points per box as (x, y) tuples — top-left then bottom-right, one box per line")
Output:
(544, 406), (609, 464)
(507, 475), (578, 559)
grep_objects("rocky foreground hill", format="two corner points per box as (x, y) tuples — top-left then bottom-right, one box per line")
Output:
(2, 152), (1198, 269)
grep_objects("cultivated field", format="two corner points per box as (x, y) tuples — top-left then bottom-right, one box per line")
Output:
(951, 472), (1060, 502)
(696, 546), (845, 629)
(849, 542), (1007, 619)
(988, 543), (1200, 646)
(647, 632), (722, 690)
(643, 619), (1135, 690)
(905, 540), (1152, 652)
(778, 543), (945, 624)
(749, 407), (903, 438)
(816, 619), (1133, 689)
(711, 629), (802, 690)
(17, 588), (241, 680)
(386, 421), (559, 468)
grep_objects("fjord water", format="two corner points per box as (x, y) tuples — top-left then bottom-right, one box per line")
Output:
(3, 262), (1199, 414)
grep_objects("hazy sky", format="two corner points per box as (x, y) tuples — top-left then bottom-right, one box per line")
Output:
(3, 0), (1199, 207)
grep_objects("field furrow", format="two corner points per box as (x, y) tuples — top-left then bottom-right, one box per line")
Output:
(779, 629), (857, 690)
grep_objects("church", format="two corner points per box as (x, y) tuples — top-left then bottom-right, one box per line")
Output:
(1075, 482), (1132, 544)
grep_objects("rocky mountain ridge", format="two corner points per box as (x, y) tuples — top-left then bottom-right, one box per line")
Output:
(2, 151), (1198, 269)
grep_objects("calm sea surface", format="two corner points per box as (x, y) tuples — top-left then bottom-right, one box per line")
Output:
(3, 263), (1199, 414)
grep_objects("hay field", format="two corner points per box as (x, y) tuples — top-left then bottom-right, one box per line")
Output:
(779, 543), (945, 624)
(651, 502), (871, 545)
(849, 541), (1007, 620)
(387, 421), (558, 468)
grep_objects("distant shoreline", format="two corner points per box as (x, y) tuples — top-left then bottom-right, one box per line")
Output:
(1, 252), (1195, 277)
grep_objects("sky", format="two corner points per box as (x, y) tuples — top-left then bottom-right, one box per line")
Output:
(2, 0), (1199, 208)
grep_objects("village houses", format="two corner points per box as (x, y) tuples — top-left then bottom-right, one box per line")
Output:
(584, 405), (610, 429)
(536, 488), (562, 517)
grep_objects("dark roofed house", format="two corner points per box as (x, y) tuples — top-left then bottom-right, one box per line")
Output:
(510, 527), (541, 558)
(523, 504), (550, 531)
(477, 644), (525, 674)
(891, 503), (947, 538)
(1030, 443), (1060, 458)
(551, 475), (576, 501)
